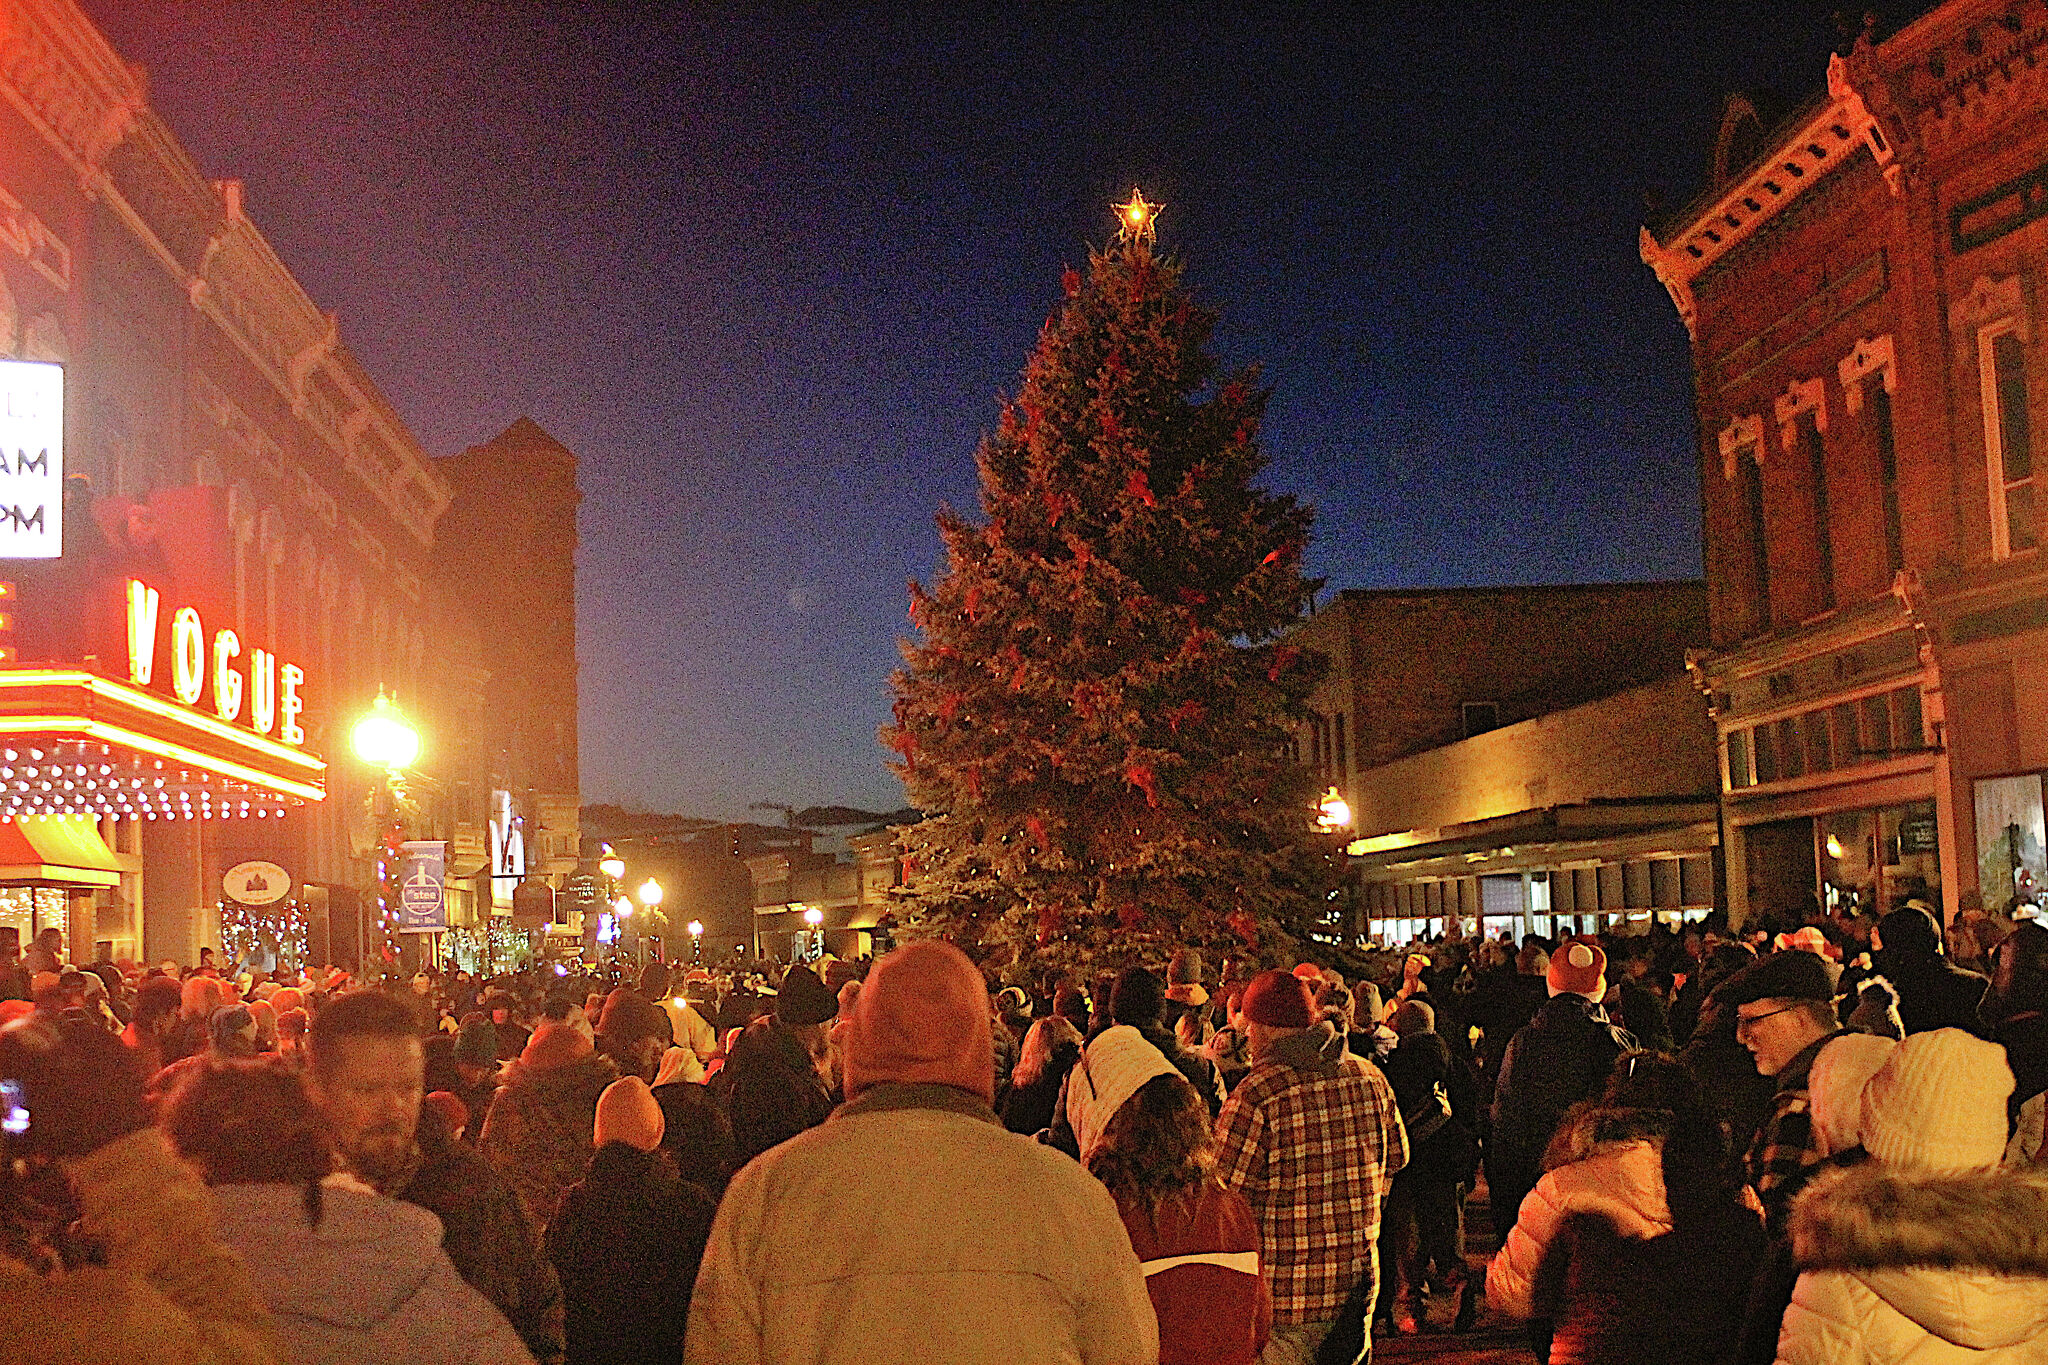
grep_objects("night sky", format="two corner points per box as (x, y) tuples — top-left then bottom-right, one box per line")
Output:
(83, 1), (1866, 822)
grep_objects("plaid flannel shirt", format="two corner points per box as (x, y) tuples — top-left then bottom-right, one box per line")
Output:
(1745, 1089), (1821, 1239)
(1214, 1047), (1409, 1323)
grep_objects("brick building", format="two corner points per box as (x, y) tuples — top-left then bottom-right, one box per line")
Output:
(1641, 0), (2048, 924)
(0, 0), (581, 969)
(1292, 584), (1715, 944)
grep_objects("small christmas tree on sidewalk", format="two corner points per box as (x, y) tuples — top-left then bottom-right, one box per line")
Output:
(883, 193), (1332, 976)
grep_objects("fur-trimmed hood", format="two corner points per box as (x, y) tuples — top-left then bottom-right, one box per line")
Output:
(1790, 1163), (2048, 1351)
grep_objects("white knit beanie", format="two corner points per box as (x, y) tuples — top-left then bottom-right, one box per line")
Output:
(1860, 1028), (2014, 1172)
(1807, 1032), (1895, 1157)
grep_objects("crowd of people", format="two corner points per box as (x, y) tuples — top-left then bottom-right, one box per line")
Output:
(2, 895), (2046, 1365)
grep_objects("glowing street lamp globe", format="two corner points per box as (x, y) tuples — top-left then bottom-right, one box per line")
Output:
(613, 895), (634, 919)
(637, 877), (664, 909)
(599, 844), (626, 880)
(351, 693), (420, 770)
(687, 920), (704, 938)
(1316, 786), (1352, 833)
(803, 906), (824, 927)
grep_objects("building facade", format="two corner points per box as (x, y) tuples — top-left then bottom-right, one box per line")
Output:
(0, 0), (580, 970)
(1291, 584), (1715, 944)
(1642, 0), (2048, 926)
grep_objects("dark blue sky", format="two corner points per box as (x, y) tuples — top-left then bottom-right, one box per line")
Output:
(87, 1), (1862, 820)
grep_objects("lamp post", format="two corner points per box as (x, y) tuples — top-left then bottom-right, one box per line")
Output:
(635, 877), (662, 969)
(687, 919), (703, 964)
(1315, 785), (1361, 947)
(351, 692), (420, 976)
(802, 904), (824, 963)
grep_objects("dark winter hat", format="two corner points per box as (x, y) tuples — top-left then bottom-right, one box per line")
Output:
(1878, 904), (1943, 959)
(1241, 968), (1316, 1029)
(775, 965), (839, 1028)
(1719, 947), (1835, 1008)
(453, 1015), (498, 1068)
(1110, 968), (1166, 1027)
(1053, 983), (1089, 1022)
(597, 988), (671, 1045)
(1166, 948), (1205, 988)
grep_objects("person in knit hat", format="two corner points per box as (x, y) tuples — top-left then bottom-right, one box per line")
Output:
(1162, 948), (1212, 1052)
(1486, 937), (1637, 1241)
(548, 1075), (715, 1365)
(714, 968), (837, 1166)
(686, 939), (1157, 1365)
(1058, 1001), (1180, 1160)
(596, 987), (673, 1083)
(480, 1018), (619, 1235)
(1214, 968), (1408, 1362)
(1721, 947), (1845, 1236)
(1873, 902), (1991, 1037)
(1771, 1029), (2048, 1364)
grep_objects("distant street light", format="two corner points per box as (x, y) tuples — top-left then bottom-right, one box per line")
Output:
(599, 844), (625, 880)
(1316, 786), (1352, 833)
(803, 906), (823, 927)
(688, 919), (703, 964)
(638, 877), (664, 909)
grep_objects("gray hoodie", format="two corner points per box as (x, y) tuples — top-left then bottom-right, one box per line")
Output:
(209, 1179), (535, 1365)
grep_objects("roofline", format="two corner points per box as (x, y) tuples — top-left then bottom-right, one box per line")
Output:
(1331, 579), (1704, 602)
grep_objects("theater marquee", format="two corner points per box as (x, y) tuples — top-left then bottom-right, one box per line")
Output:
(0, 360), (62, 559)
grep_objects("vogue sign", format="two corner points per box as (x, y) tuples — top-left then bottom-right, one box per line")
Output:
(125, 579), (308, 745)
(0, 360), (62, 559)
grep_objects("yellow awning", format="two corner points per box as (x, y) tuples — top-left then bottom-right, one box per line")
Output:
(0, 816), (122, 887)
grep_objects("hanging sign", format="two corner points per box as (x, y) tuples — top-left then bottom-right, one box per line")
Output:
(0, 360), (62, 559)
(488, 790), (524, 912)
(398, 840), (447, 933)
(222, 860), (292, 906)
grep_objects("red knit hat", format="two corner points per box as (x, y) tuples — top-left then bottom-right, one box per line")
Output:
(843, 940), (995, 1104)
(423, 1090), (469, 1139)
(1547, 937), (1607, 999)
(1242, 968), (1315, 1028)
(520, 1020), (594, 1071)
(1291, 962), (1324, 982)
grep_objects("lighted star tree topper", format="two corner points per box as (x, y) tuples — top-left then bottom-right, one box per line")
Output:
(1114, 188), (1160, 246)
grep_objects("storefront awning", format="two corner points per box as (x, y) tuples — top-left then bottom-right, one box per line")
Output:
(0, 815), (122, 887)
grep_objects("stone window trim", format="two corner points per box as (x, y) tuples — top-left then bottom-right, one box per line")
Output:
(1717, 413), (1765, 480)
(1949, 274), (2030, 342)
(1774, 377), (1828, 453)
(1837, 335), (1897, 415)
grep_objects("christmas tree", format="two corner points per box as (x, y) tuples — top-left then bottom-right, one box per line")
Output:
(883, 194), (1331, 976)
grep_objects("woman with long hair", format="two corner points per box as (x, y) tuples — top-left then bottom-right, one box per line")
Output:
(1087, 1072), (1270, 1365)
(1487, 1052), (1766, 1365)
(1000, 1014), (1083, 1135)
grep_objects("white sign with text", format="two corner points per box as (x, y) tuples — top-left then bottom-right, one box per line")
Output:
(0, 360), (61, 558)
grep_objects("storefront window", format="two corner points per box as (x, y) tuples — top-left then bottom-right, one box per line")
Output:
(1975, 774), (2047, 914)
(1818, 811), (1878, 916)
(1879, 800), (1942, 908)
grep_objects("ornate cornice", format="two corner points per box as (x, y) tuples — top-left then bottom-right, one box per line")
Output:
(0, 0), (451, 547)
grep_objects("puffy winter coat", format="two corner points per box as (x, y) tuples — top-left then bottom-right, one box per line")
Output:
(1775, 1164), (2048, 1365)
(0, 1127), (279, 1365)
(209, 1178), (534, 1365)
(684, 1081), (1156, 1365)
(1489, 1125), (1764, 1365)
(1117, 1182), (1270, 1365)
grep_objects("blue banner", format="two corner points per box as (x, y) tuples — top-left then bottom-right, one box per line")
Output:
(398, 840), (447, 933)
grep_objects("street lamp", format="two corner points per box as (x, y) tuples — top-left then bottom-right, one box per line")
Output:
(687, 919), (703, 964)
(638, 877), (663, 910)
(352, 692), (421, 977)
(599, 844), (625, 880)
(1316, 786), (1352, 833)
(352, 692), (421, 770)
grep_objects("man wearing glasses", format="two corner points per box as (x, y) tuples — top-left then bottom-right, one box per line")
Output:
(1721, 950), (1843, 1235)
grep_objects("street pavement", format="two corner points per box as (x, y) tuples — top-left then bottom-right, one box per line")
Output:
(1370, 1181), (1539, 1365)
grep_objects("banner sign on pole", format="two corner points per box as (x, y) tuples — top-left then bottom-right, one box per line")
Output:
(398, 840), (447, 934)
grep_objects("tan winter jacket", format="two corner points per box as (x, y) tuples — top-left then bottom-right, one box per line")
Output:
(0, 1127), (279, 1365)
(1775, 1164), (2048, 1365)
(684, 1082), (1157, 1365)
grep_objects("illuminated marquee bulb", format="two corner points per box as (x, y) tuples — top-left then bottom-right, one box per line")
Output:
(170, 608), (204, 705)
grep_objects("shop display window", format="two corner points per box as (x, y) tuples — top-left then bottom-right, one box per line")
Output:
(1975, 774), (2048, 914)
